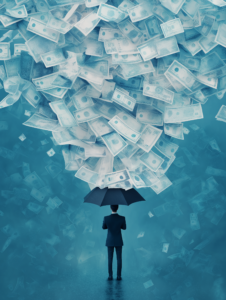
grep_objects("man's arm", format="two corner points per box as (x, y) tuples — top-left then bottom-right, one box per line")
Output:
(121, 217), (126, 230)
(102, 217), (107, 229)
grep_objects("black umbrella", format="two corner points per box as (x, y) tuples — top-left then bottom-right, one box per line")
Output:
(84, 187), (145, 206)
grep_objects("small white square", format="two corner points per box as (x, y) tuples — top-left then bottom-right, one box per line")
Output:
(143, 279), (154, 289)
(47, 148), (55, 157)
(19, 134), (26, 141)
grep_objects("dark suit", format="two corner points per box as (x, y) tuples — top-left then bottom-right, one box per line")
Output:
(102, 213), (126, 277)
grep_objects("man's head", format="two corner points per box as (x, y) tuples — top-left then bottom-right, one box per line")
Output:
(110, 205), (118, 213)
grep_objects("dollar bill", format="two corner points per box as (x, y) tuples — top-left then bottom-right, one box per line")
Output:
(14, 43), (28, 56)
(74, 105), (101, 123)
(160, 0), (185, 14)
(136, 104), (164, 126)
(181, 37), (202, 56)
(140, 150), (164, 172)
(98, 27), (123, 42)
(162, 243), (170, 253)
(145, 15), (162, 38)
(79, 67), (104, 85)
(6, 5), (27, 18)
(150, 174), (172, 194)
(75, 166), (100, 185)
(88, 116), (114, 136)
(0, 15), (21, 27)
(49, 100), (77, 127)
(101, 131), (128, 156)
(129, 91), (153, 105)
(215, 23), (226, 47)
(71, 91), (94, 110)
(190, 213), (200, 230)
(108, 115), (141, 143)
(27, 18), (59, 43)
(23, 113), (61, 132)
(46, 15), (72, 34)
(97, 4), (127, 23)
(160, 18), (184, 38)
(118, 18), (143, 44)
(22, 84), (42, 108)
(156, 36), (180, 58)
(164, 103), (204, 123)
(112, 88), (136, 111)
(32, 73), (58, 90)
(0, 91), (21, 109)
(196, 73), (218, 89)
(117, 111), (145, 133)
(215, 105), (226, 122)
(154, 135), (179, 158)
(182, 0), (199, 19)
(122, 61), (155, 79)
(41, 49), (66, 68)
(128, 171), (147, 188)
(115, 37), (139, 55)
(167, 60), (197, 91)
(128, 2), (153, 22)
(152, 4), (175, 22)
(75, 11), (100, 36)
(143, 82), (174, 104)
(105, 169), (130, 185)
(0, 43), (11, 60)
(196, 15), (215, 37)
(137, 37), (160, 61)
(199, 52), (224, 75)
(164, 123), (184, 140)
(137, 125), (162, 152)
(199, 29), (218, 54)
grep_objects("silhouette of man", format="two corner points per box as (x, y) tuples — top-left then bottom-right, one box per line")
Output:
(102, 205), (126, 281)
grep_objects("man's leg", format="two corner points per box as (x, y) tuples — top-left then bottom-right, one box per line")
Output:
(108, 246), (114, 276)
(115, 246), (122, 277)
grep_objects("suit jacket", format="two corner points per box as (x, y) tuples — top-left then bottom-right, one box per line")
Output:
(102, 213), (126, 247)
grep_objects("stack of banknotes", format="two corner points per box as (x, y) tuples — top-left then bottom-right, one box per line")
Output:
(0, 0), (226, 194)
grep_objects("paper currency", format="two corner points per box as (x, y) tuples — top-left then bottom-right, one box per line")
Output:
(49, 100), (77, 127)
(143, 82), (174, 104)
(101, 131), (128, 156)
(137, 125), (162, 153)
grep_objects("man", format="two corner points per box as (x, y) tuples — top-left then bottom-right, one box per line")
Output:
(102, 205), (127, 281)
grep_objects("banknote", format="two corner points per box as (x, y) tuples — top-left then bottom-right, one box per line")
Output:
(118, 18), (143, 44)
(128, 171), (147, 188)
(88, 117), (114, 137)
(53, 126), (94, 145)
(32, 73), (58, 90)
(75, 166), (100, 185)
(0, 43), (11, 60)
(128, 2), (153, 22)
(118, 0), (135, 12)
(79, 67), (104, 85)
(117, 111), (145, 133)
(199, 29), (218, 54)
(112, 88), (136, 111)
(152, 4), (175, 22)
(95, 102), (122, 120)
(101, 131), (128, 156)
(140, 169), (159, 187)
(71, 91), (94, 110)
(105, 169), (130, 185)
(74, 105), (101, 123)
(41, 49), (66, 68)
(0, 91), (21, 109)
(0, 15), (21, 27)
(6, 5), (28, 18)
(215, 23), (226, 48)
(23, 113), (61, 132)
(75, 11), (100, 36)
(181, 37), (202, 56)
(98, 28), (123, 42)
(129, 91), (153, 105)
(150, 174), (172, 194)
(49, 100), (77, 127)
(140, 150), (164, 172)
(14, 43), (28, 56)
(46, 15), (72, 34)
(136, 104), (164, 126)
(145, 16), (162, 38)
(22, 84), (42, 108)
(196, 74), (218, 89)
(143, 82), (174, 104)
(137, 125), (162, 152)
(190, 213), (200, 230)
(86, 0), (108, 8)
(162, 243), (169, 253)
(160, 0), (185, 14)
(166, 60), (197, 91)
(182, 0), (199, 19)
(121, 61), (155, 79)
(115, 37), (139, 55)
(160, 18), (184, 38)
(97, 4), (127, 23)
(137, 37), (160, 61)
(154, 135), (179, 158)
(119, 140), (139, 158)
(215, 105), (226, 122)
(199, 52), (225, 75)
(27, 18), (59, 43)
(156, 36), (180, 58)
(164, 123), (184, 140)
(108, 115), (141, 143)
(196, 15), (215, 37)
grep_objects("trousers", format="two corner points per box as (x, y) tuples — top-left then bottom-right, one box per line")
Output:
(107, 246), (122, 277)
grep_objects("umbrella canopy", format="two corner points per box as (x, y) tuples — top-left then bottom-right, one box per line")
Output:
(84, 188), (145, 206)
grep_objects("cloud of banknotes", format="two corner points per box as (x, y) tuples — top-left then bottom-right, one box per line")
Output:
(0, 0), (226, 194)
